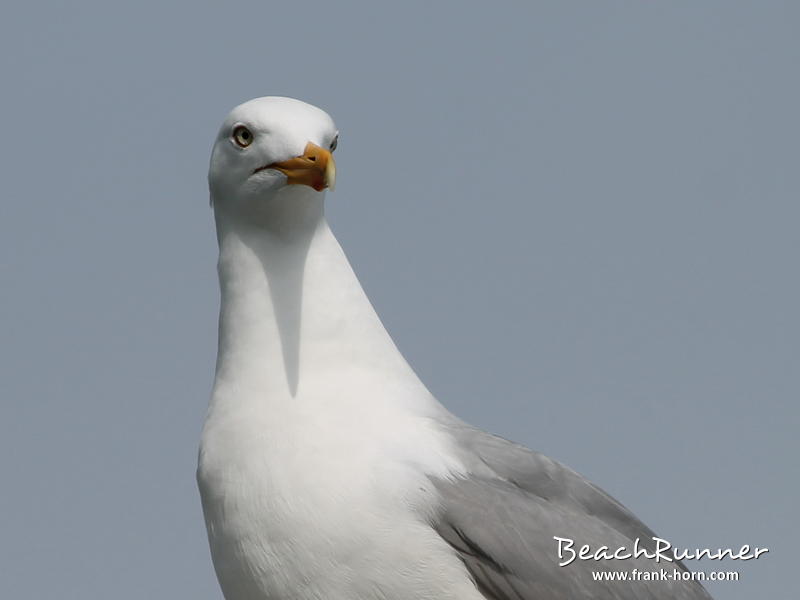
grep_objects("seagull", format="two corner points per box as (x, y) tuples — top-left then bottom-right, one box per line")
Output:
(197, 96), (713, 600)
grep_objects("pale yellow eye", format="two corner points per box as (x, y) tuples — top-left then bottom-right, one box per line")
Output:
(233, 125), (253, 148)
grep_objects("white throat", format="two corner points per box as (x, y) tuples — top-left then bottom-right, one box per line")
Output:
(211, 186), (421, 404)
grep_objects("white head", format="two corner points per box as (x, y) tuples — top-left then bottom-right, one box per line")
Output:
(208, 97), (338, 229)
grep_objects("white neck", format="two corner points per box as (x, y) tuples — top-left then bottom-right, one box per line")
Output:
(211, 187), (425, 406)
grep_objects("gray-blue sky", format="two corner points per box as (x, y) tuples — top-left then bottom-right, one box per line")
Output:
(1, 2), (796, 598)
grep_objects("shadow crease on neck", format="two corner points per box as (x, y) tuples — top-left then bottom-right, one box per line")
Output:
(249, 226), (317, 398)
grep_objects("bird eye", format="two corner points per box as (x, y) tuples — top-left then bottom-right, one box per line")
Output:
(329, 134), (338, 152)
(233, 125), (253, 148)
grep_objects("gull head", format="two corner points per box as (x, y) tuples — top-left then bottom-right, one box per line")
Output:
(208, 97), (338, 223)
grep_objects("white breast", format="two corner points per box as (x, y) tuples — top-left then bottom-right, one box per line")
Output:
(198, 382), (480, 599)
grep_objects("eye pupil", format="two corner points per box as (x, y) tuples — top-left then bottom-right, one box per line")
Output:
(330, 135), (338, 151)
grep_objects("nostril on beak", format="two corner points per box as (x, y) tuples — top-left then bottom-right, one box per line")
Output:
(308, 155), (316, 162)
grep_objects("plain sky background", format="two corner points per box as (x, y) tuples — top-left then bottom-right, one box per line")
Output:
(1, 2), (797, 598)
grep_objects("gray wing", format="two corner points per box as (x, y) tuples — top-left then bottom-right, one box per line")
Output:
(429, 423), (713, 600)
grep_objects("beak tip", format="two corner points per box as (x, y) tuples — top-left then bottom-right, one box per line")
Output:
(325, 161), (337, 192)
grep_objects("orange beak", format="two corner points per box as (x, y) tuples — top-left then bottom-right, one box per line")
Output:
(259, 142), (336, 192)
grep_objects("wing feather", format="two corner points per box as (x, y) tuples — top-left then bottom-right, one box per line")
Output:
(429, 424), (713, 600)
